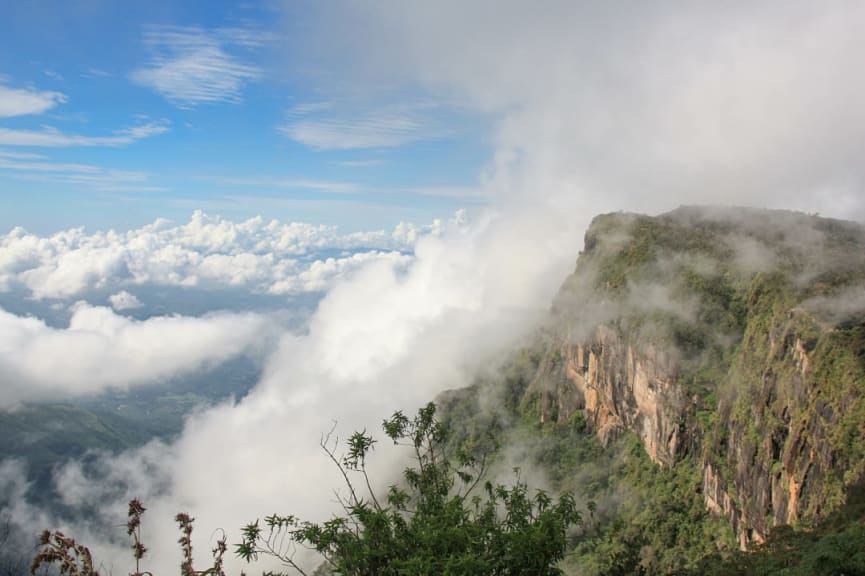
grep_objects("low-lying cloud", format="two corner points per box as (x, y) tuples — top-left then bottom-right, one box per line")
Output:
(1, 198), (584, 573)
(0, 303), (269, 407)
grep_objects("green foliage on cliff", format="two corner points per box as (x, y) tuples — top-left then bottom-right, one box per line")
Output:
(437, 376), (736, 576)
(567, 436), (736, 576)
(697, 481), (865, 576)
(239, 403), (583, 576)
(484, 207), (865, 574)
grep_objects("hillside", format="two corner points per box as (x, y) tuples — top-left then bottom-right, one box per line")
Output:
(0, 357), (260, 508)
(442, 206), (865, 574)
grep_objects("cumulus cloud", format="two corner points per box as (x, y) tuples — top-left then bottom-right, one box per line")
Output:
(0, 211), (441, 300)
(108, 290), (143, 311)
(0, 303), (269, 406)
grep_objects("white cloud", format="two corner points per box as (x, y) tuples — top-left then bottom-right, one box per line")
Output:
(409, 185), (487, 199)
(108, 290), (143, 311)
(0, 149), (45, 160)
(268, 250), (412, 293)
(132, 25), (265, 106)
(0, 120), (169, 147)
(211, 176), (361, 194)
(0, 303), (269, 406)
(28, 200), (576, 574)
(281, 104), (441, 150)
(0, 155), (162, 191)
(82, 68), (111, 78)
(0, 84), (66, 118)
(292, 1), (865, 221)
(0, 211), (443, 300)
(335, 159), (384, 167)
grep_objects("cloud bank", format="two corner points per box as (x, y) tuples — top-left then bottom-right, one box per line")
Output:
(6, 201), (579, 573)
(0, 210), (443, 300)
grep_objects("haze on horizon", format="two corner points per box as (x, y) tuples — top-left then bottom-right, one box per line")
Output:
(2, 1), (865, 573)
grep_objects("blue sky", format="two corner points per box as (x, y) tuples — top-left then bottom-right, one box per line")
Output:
(0, 1), (490, 234)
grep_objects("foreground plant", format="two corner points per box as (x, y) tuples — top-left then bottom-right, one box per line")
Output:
(31, 501), (226, 576)
(237, 402), (584, 576)
(31, 530), (97, 576)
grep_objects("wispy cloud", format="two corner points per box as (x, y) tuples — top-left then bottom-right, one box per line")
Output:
(0, 149), (45, 160)
(281, 103), (443, 150)
(131, 25), (267, 106)
(0, 84), (66, 118)
(211, 175), (362, 194)
(408, 185), (487, 199)
(81, 68), (111, 78)
(0, 155), (164, 192)
(335, 159), (384, 167)
(0, 120), (169, 147)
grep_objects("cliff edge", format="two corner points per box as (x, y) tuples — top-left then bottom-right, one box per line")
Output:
(526, 206), (865, 548)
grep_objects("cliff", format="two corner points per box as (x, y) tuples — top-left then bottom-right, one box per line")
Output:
(525, 207), (865, 549)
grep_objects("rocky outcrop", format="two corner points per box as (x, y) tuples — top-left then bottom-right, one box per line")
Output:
(551, 326), (682, 465)
(526, 208), (865, 549)
(531, 312), (854, 548)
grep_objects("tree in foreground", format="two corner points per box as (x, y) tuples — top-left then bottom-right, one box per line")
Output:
(237, 402), (583, 576)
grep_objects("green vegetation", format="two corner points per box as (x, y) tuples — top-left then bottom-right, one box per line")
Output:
(696, 481), (865, 575)
(239, 403), (583, 576)
(568, 436), (736, 576)
(491, 208), (865, 573)
(31, 404), (583, 576)
(437, 377), (736, 576)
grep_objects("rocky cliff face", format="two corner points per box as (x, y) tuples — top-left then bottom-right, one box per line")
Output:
(525, 207), (865, 549)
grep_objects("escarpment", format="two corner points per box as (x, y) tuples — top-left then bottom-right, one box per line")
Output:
(524, 207), (865, 549)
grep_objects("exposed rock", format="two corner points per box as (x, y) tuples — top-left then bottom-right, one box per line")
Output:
(525, 208), (865, 549)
